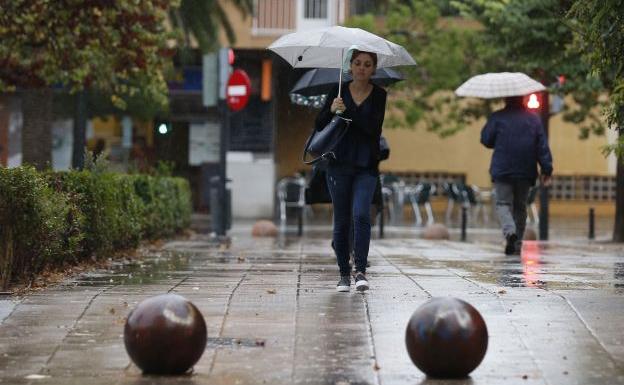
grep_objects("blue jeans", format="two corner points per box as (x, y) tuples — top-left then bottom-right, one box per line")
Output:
(326, 169), (378, 276)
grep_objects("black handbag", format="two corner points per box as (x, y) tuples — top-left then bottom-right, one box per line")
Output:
(302, 114), (351, 165)
(304, 160), (332, 204)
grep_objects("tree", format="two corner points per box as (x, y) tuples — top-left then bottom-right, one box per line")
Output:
(0, 1), (177, 170)
(452, 0), (606, 138)
(347, 0), (485, 136)
(568, 0), (624, 241)
(351, 0), (624, 241)
(171, 0), (252, 55)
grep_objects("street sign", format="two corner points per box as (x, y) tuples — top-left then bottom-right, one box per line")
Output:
(226, 69), (251, 111)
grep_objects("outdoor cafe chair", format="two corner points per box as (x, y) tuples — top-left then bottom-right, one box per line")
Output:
(406, 182), (436, 226)
(277, 175), (306, 235)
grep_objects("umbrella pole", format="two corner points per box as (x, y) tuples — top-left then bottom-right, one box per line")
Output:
(338, 49), (344, 98)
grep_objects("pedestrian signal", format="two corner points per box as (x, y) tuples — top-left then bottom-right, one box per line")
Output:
(526, 93), (540, 109)
(156, 122), (172, 135)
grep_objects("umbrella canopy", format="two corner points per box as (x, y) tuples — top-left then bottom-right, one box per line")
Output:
(268, 26), (416, 69)
(455, 72), (546, 99)
(290, 67), (404, 96)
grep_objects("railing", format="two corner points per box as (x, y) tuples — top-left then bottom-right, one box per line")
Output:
(252, 0), (297, 36)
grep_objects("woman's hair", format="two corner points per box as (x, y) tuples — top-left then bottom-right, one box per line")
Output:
(350, 50), (378, 68)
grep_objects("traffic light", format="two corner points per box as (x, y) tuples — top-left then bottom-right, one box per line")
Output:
(156, 121), (172, 135)
(526, 93), (541, 110)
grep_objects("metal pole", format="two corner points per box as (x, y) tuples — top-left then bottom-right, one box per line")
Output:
(539, 90), (550, 240)
(589, 207), (595, 240)
(461, 206), (467, 242)
(216, 100), (229, 236)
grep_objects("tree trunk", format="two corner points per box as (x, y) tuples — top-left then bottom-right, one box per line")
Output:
(72, 90), (87, 170)
(613, 129), (624, 242)
(21, 89), (52, 170)
(0, 224), (13, 290)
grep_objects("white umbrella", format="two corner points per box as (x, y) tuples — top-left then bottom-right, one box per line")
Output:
(268, 26), (415, 95)
(455, 72), (546, 99)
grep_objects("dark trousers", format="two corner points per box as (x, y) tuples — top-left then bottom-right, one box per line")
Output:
(326, 169), (377, 276)
(494, 180), (532, 241)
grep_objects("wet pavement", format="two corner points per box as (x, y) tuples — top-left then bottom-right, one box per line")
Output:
(0, 223), (623, 385)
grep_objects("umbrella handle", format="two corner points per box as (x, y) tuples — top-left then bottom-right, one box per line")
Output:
(336, 49), (344, 114)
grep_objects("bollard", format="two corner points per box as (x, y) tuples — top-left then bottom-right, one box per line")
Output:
(297, 207), (303, 236)
(589, 207), (595, 240)
(461, 206), (467, 242)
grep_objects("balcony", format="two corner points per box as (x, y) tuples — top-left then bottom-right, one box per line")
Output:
(253, 0), (352, 36)
(252, 0), (297, 36)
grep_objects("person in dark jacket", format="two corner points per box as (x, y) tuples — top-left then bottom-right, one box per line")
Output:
(315, 49), (387, 292)
(481, 96), (553, 255)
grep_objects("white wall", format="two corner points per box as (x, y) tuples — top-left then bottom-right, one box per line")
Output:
(227, 152), (275, 218)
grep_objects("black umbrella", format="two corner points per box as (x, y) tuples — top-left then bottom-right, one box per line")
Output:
(290, 67), (404, 96)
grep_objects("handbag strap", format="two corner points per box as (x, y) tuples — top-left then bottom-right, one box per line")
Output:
(302, 116), (351, 165)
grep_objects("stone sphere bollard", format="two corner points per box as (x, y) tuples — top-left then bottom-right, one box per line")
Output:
(422, 223), (450, 240)
(405, 297), (488, 378)
(251, 220), (278, 237)
(124, 294), (207, 375)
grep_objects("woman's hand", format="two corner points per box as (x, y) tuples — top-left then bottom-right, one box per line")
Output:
(330, 97), (346, 114)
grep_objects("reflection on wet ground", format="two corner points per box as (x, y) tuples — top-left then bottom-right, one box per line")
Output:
(0, 223), (623, 385)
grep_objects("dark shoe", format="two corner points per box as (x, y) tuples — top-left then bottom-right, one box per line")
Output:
(336, 276), (350, 292)
(505, 234), (518, 255)
(354, 272), (369, 292)
(513, 240), (523, 255)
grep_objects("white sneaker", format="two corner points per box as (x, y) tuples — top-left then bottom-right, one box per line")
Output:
(354, 272), (369, 292)
(336, 276), (350, 292)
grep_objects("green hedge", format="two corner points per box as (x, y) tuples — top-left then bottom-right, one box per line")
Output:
(0, 166), (192, 288)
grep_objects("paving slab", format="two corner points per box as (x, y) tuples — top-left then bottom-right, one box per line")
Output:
(0, 229), (623, 385)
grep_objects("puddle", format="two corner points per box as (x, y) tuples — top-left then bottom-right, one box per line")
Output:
(71, 251), (192, 286)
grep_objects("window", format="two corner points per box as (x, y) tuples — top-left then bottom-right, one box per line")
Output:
(304, 0), (327, 19)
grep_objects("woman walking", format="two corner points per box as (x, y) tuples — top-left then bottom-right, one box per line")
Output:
(315, 50), (387, 292)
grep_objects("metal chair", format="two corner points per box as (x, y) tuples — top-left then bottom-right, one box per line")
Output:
(406, 182), (436, 226)
(456, 183), (487, 224)
(276, 175), (306, 235)
(381, 174), (406, 224)
(443, 182), (461, 223)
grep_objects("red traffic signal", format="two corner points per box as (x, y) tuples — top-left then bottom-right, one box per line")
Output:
(525, 93), (541, 110)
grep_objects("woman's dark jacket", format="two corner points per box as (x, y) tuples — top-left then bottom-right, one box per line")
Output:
(314, 81), (387, 172)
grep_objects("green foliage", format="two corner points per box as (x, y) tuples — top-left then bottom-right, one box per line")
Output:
(349, 0), (610, 138)
(451, 0), (610, 138)
(131, 174), (192, 238)
(347, 0), (481, 134)
(568, 0), (624, 139)
(0, 167), (84, 287)
(0, 0), (178, 111)
(0, 167), (191, 288)
(171, 0), (252, 55)
(49, 171), (144, 256)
